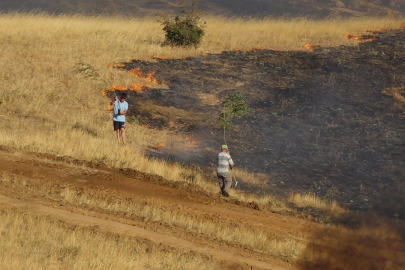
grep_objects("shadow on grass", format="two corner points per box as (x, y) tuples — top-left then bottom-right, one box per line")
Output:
(298, 185), (405, 270)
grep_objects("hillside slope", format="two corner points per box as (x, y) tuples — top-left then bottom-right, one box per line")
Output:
(1, 148), (404, 269)
(116, 29), (405, 217)
(1, 0), (405, 17)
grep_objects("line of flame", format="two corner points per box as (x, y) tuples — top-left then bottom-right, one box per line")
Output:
(128, 67), (159, 85)
(345, 33), (377, 43)
(305, 44), (319, 49)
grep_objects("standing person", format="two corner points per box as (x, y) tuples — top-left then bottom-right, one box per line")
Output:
(110, 93), (128, 144)
(217, 144), (234, 197)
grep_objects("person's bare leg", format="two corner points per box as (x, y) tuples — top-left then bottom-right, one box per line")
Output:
(120, 128), (126, 144)
(116, 130), (121, 144)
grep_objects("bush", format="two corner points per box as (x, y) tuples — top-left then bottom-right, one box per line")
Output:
(160, 1), (205, 47)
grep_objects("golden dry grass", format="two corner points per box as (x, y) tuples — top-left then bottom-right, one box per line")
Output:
(59, 186), (304, 258)
(1, 13), (403, 208)
(288, 193), (346, 214)
(0, 208), (220, 270)
(382, 86), (405, 103)
(0, 168), (304, 263)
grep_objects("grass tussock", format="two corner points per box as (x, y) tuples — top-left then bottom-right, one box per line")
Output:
(289, 193), (346, 214)
(0, 208), (219, 270)
(382, 86), (405, 103)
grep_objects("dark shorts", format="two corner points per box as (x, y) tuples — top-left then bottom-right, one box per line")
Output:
(113, 121), (125, 131)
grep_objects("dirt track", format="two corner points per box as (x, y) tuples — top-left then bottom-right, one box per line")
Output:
(1, 148), (404, 269)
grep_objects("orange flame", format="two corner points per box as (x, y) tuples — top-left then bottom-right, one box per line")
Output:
(156, 142), (166, 148)
(105, 105), (114, 112)
(400, 23), (405, 29)
(305, 44), (319, 50)
(102, 66), (163, 112)
(362, 37), (377, 43)
(130, 83), (148, 92)
(345, 34), (364, 40)
(128, 67), (159, 85)
(102, 66), (162, 98)
(345, 33), (376, 43)
(152, 56), (168, 60)
(102, 84), (129, 96)
(184, 137), (199, 151)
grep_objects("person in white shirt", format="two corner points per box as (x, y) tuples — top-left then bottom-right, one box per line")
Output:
(216, 144), (234, 197)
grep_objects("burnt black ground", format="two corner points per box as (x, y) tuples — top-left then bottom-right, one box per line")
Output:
(119, 29), (405, 218)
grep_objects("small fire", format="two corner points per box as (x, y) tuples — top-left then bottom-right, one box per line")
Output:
(102, 84), (128, 96)
(364, 29), (375, 34)
(130, 83), (148, 92)
(128, 67), (159, 85)
(183, 136), (199, 151)
(363, 37), (377, 43)
(345, 33), (376, 43)
(152, 56), (168, 60)
(156, 141), (166, 148)
(305, 44), (319, 50)
(102, 66), (162, 107)
(345, 34), (364, 40)
(400, 23), (405, 29)
(105, 105), (114, 112)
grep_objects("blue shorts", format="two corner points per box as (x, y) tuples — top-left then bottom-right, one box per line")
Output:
(113, 121), (125, 131)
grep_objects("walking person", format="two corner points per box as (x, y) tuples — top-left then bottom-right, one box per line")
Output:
(217, 144), (234, 197)
(110, 93), (128, 144)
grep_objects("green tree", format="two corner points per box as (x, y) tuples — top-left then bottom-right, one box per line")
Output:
(219, 93), (254, 145)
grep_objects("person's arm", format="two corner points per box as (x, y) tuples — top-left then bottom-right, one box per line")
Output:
(119, 102), (128, 115)
(110, 97), (118, 106)
(228, 154), (234, 170)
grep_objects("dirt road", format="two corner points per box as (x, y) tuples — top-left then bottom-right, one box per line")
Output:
(1, 148), (404, 269)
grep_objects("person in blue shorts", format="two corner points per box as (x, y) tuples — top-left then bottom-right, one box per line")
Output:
(110, 93), (128, 144)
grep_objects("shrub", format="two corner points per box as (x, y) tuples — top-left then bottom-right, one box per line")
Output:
(160, 1), (205, 47)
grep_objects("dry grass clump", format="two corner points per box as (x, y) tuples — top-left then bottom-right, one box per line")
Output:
(382, 86), (405, 103)
(0, 208), (219, 270)
(288, 193), (346, 214)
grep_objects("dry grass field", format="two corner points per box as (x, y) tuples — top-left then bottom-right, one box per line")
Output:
(1, 12), (403, 185)
(1, 13), (405, 269)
